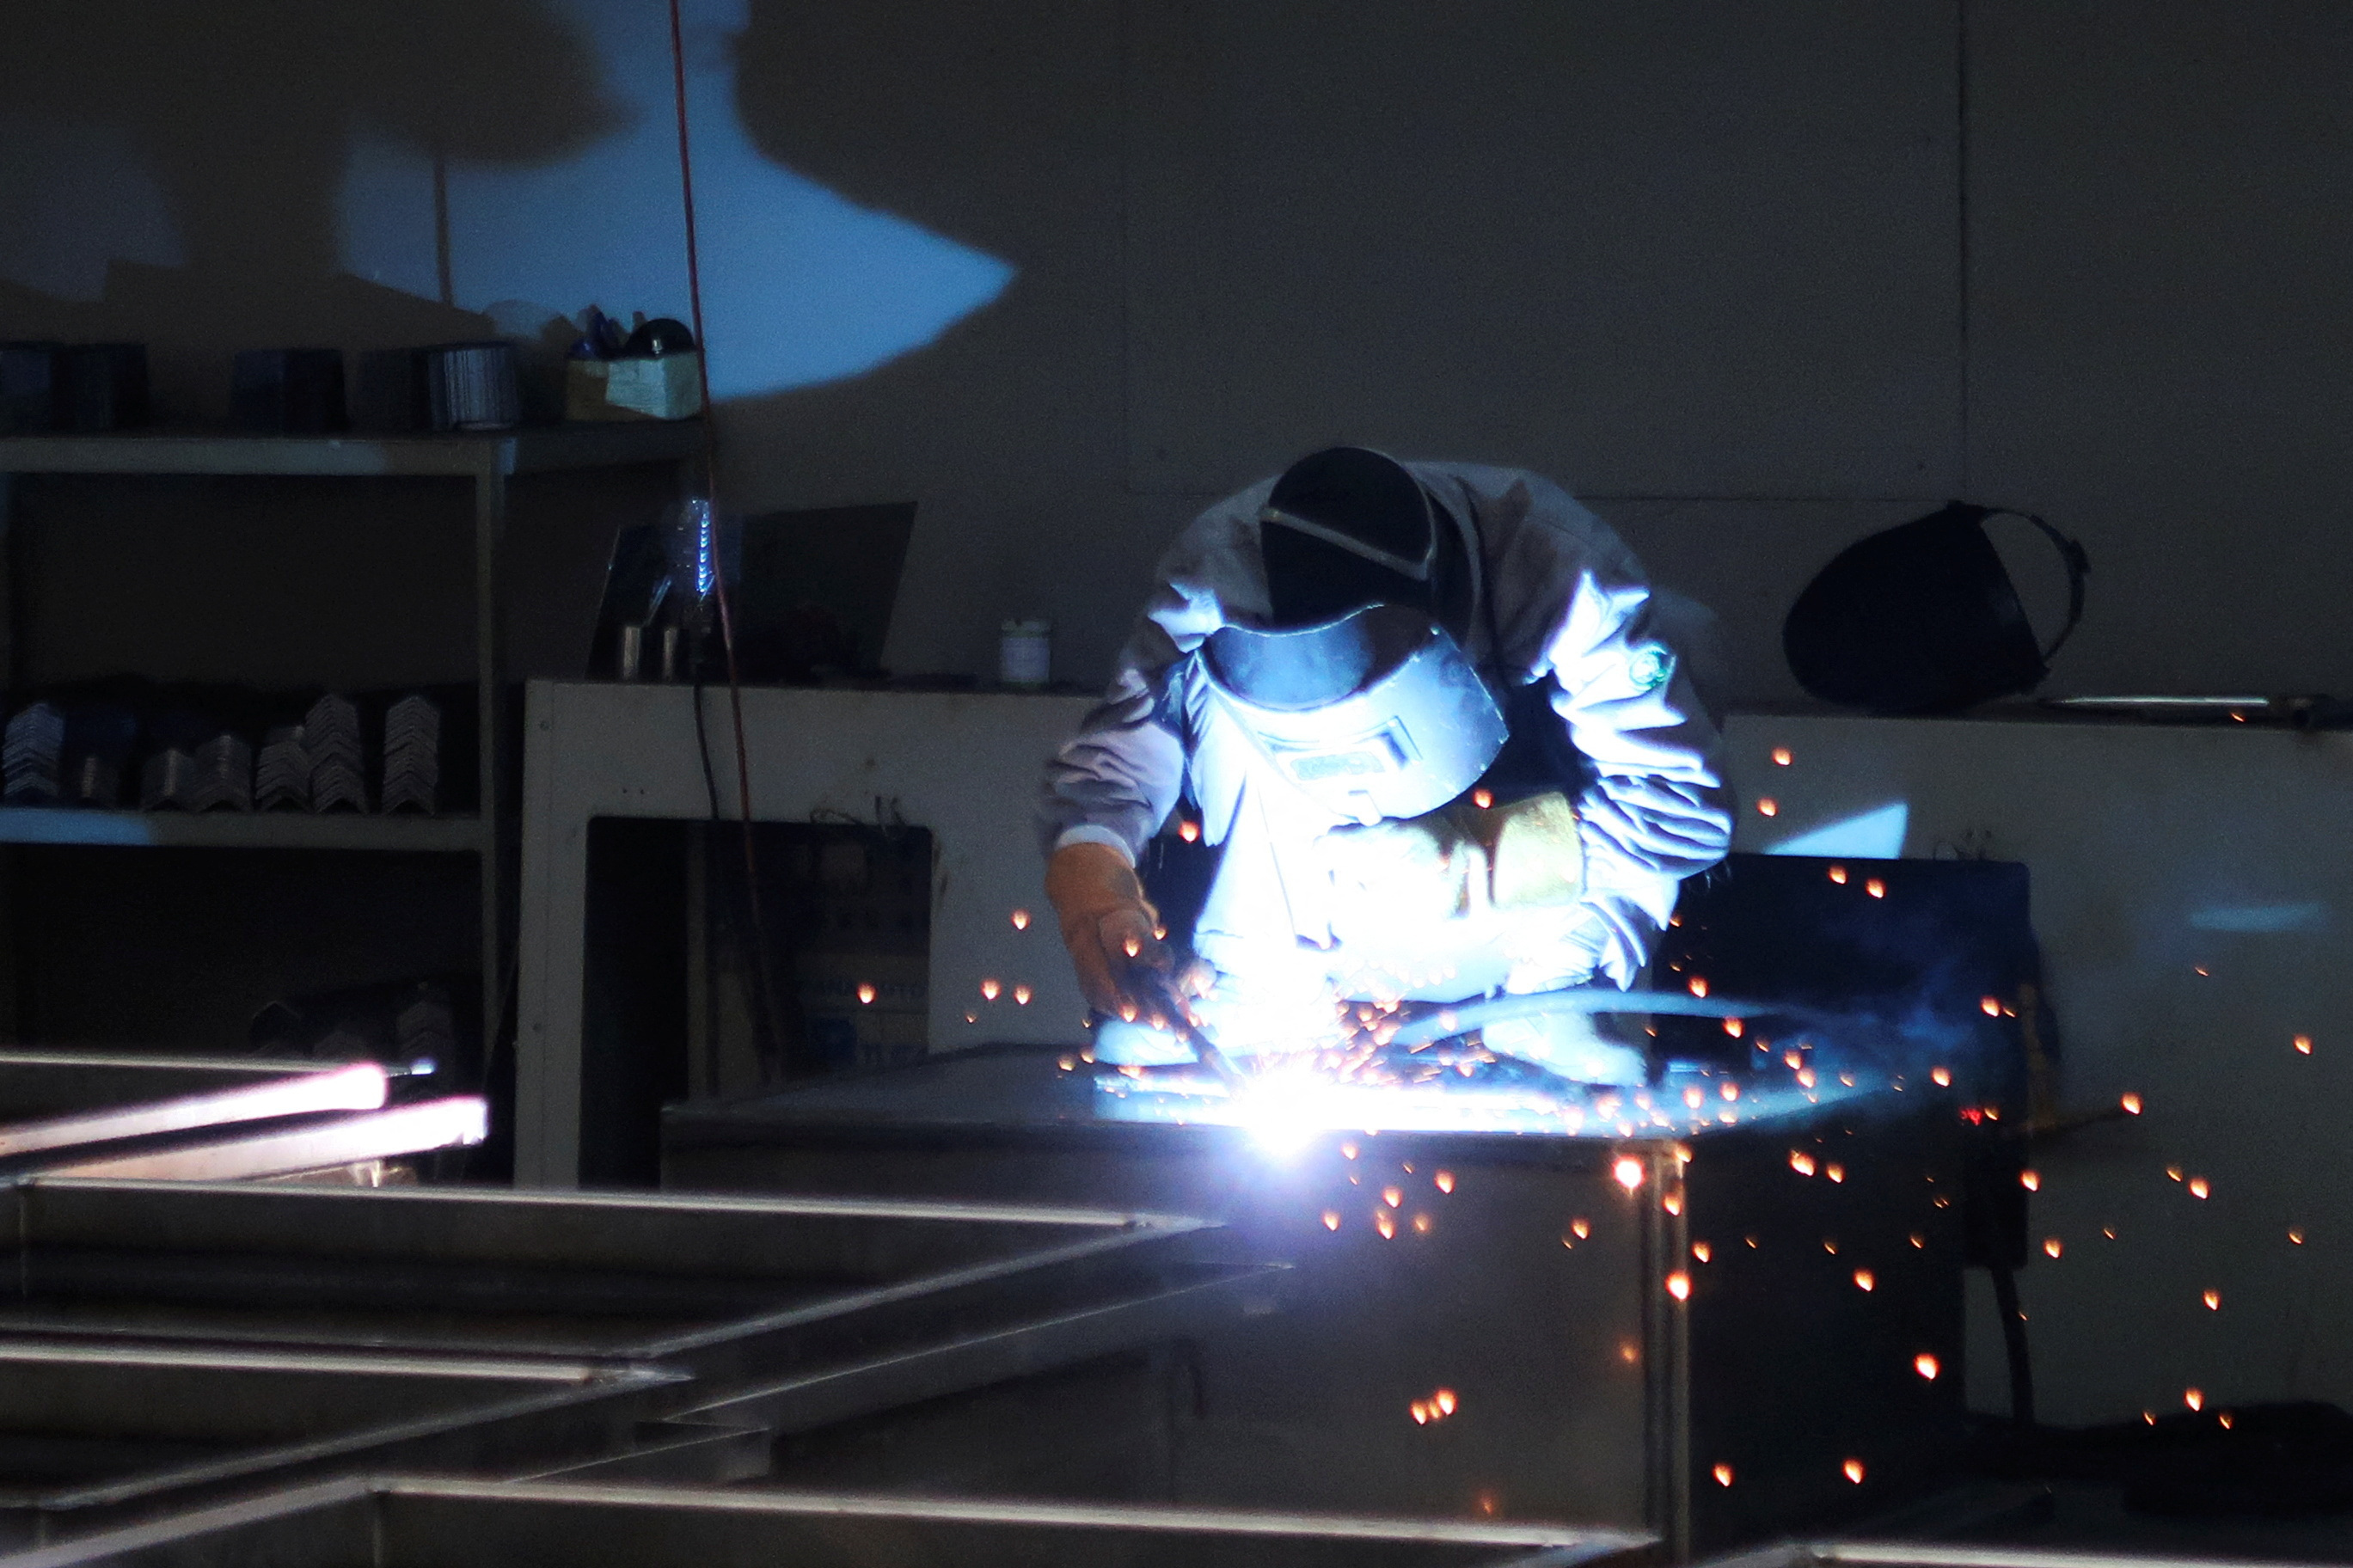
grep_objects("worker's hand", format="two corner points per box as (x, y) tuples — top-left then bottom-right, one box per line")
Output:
(1478, 791), (1586, 911)
(1045, 841), (1170, 1017)
(1318, 812), (1480, 930)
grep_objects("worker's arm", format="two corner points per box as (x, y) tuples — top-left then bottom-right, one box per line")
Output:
(1468, 471), (1732, 988)
(1037, 489), (1275, 1008)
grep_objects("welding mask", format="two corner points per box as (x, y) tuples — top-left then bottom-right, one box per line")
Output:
(1202, 603), (1508, 824)
(1783, 502), (2089, 715)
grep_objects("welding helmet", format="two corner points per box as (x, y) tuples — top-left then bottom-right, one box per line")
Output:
(1783, 501), (2088, 715)
(1257, 447), (1476, 639)
(1203, 603), (1508, 824)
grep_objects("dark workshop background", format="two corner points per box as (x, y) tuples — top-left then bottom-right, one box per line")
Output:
(3, 0), (2347, 698)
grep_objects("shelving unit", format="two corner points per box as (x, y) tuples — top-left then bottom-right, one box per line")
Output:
(0, 422), (702, 1063)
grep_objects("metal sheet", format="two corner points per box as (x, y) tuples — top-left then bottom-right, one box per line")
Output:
(665, 1047), (1970, 1555)
(0, 1475), (1655, 1568)
(34, 1098), (485, 1181)
(0, 1063), (389, 1161)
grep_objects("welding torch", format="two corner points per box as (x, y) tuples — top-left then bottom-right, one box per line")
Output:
(1119, 971), (1247, 1093)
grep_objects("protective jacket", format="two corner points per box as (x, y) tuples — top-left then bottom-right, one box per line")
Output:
(1039, 462), (1730, 1027)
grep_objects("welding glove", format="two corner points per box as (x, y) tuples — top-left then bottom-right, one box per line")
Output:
(1481, 1007), (1649, 1087)
(1320, 791), (1590, 941)
(1047, 840), (1173, 1018)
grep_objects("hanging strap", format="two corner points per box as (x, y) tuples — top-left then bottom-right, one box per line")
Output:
(1968, 505), (2091, 664)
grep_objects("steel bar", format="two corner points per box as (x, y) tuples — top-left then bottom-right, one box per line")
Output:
(0, 1474), (1656, 1568)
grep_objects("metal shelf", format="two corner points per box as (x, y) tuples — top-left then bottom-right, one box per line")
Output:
(0, 421), (704, 480)
(0, 423), (702, 1058)
(0, 807), (481, 852)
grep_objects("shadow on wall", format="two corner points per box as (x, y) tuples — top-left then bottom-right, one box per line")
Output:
(0, 0), (625, 419)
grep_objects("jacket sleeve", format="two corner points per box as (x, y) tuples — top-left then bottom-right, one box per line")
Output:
(1036, 494), (1271, 863)
(1474, 473), (1732, 987)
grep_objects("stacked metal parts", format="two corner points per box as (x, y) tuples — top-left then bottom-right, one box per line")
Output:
(380, 694), (441, 813)
(305, 693), (369, 812)
(2, 703), (62, 805)
(0, 689), (450, 816)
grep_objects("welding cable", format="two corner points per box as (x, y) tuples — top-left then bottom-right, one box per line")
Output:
(666, 0), (794, 1076)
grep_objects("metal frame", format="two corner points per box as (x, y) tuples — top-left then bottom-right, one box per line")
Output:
(515, 680), (1100, 1185)
(0, 426), (702, 1065)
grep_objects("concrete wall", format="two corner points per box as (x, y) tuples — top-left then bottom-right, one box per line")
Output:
(3, 1), (2348, 700)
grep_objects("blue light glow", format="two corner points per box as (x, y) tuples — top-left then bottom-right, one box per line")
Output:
(334, 0), (1014, 398)
(2185, 902), (2329, 934)
(1762, 801), (1909, 860)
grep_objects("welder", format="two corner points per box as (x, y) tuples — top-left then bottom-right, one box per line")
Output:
(1039, 448), (1731, 1084)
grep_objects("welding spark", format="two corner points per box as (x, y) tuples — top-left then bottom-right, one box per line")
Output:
(1915, 1353), (1939, 1380)
(856, 983), (877, 1005)
(1756, 798), (1779, 818)
(1434, 1170), (1455, 1193)
(1340, 1142), (1358, 1160)
(1931, 1066), (1952, 1087)
(1009, 908), (1031, 930)
(1853, 1270), (1875, 1291)
(2290, 1228), (2306, 1245)
(1435, 1388), (1457, 1416)
(2185, 1389), (2203, 1412)
(2020, 1170), (2041, 1191)
(2295, 1034), (2314, 1055)
(1980, 995), (2001, 1017)
(1713, 1463), (1736, 1486)
(2219, 1412), (2234, 1429)
(2166, 1165), (2184, 1182)
(1472, 788), (1493, 809)
(1382, 1186), (1403, 1208)
(1773, 747), (1793, 767)
(1825, 1163), (1846, 1184)
(2044, 1238), (2062, 1259)
(1180, 819), (1201, 842)
(1790, 1151), (1817, 1177)
(1684, 1087), (1706, 1109)
(1909, 1233), (1926, 1248)
(1829, 865), (1847, 884)
(1376, 1213), (1396, 1239)
(1844, 1459), (1866, 1484)
(1663, 1189), (1684, 1216)
(1572, 1217), (1591, 1239)
(1692, 1241), (1712, 1262)
(1866, 879), (1886, 898)
(1412, 1213), (1432, 1234)
(1724, 1018), (1744, 1038)
(2203, 1289), (2221, 1310)
(1613, 1157), (1645, 1191)
(1688, 977), (1709, 998)
(1014, 984), (1033, 1005)
(1320, 1210), (1339, 1230)
(1665, 1271), (1691, 1301)
(2189, 1177), (2210, 1199)
(2121, 1093), (2142, 1114)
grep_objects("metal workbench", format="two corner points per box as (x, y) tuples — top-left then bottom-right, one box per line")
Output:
(665, 1046), (1972, 1556)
